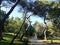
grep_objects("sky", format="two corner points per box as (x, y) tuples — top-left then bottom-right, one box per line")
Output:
(1, 0), (57, 24)
(1, 1), (44, 24)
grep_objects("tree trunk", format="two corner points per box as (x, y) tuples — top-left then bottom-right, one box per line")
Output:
(3, 0), (20, 21)
(0, 0), (2, 10)
(0, 28), (3, 40)
(0, 0), (4, 39)
(10, 21), (25, 45)
(20, 24), (29, 41)
(10, 10), (27, 44)
(0, 21), (4, 40)
(0, 0), (20, 41)
(20, 33), (25, 41)
(0, 0), (2, 5)
(44, 30), (47, 40)
(44, 16), (47, 40)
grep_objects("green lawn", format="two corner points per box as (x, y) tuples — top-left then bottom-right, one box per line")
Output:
(0, 32), (60, 45)
(0, 33), (25, 45)
(39, 40), (60, 43)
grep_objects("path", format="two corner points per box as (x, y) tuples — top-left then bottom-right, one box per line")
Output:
(29, 40), (60, 45)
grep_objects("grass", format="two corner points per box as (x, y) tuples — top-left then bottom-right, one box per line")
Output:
(1, 32), (60, 45)
(36, 40), (60, 43)
(0, 32), (25, 45)
(0, 41), (24, 45)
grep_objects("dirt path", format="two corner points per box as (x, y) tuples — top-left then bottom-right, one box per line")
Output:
(29, 40), (60, 45)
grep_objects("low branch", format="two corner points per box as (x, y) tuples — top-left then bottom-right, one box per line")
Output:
(0, 0), (2, 5)
(3, 0), (21, 21)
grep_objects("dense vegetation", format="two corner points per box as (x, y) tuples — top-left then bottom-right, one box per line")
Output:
(0, 0), (60, 45)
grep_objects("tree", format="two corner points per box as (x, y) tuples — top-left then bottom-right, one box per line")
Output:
(0, 0), (21, 40)
(0, 0), (2, 5)
(33, 22), (45, 39)
(0, 10), (6, 40)
(4, 17), (23, 33)
(0, 0), (60, 42)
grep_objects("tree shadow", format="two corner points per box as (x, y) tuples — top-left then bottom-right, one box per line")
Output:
(0, 41), (9, 45)
(0, 33), (26, 45)
(0, 41), (24, 45)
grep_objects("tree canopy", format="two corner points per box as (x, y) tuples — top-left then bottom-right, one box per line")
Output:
(0, 0), (60, 44)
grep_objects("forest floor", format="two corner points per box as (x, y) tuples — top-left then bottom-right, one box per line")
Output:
(0, 32), (60, 45)
(0, 32), (24, 45)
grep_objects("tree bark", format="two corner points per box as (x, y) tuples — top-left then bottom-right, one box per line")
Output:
(0, 0), (2, 5)
(0, 27), (3, 40)
(0, 0), (2, 9)
(10, 21), (25, 45)
(20, 33), (25, 41)
(0, 0), (3, 40)
(3, 0), (20, 21)
(10, 8), (28, 45)
(44, 29), (47, 40)
(20, 23), (29, 41)
(44, 16), (48, 40)
(0, 21), (4, 40)
(0, 0), (20, 40)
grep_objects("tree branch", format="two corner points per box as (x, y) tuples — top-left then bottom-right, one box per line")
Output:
(3, 0), (21, 21)
(0, 0), (2, 5)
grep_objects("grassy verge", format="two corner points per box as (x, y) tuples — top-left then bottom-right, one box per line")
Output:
(1, 32), (60, 45)
(0, 33), (24, 45)
(39, 40), (60, 43)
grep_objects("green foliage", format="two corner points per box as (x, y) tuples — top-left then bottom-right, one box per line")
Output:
(4, 17), (23, 33)
(0, 10), (6, 20)
(0, 33), (25, 45)
(19, 0), (27, 7)
(0, 10), (5, 15)
(33, 22), (44, 33)
(4, 17), (35, 38)
(25, 25), (35, 37)
(48, 8), (60, 19)
(47, 29), (54, 35)
(1, 0), (60, 40)
(23, 37), (29, 45)
(33, 22), (45, 39)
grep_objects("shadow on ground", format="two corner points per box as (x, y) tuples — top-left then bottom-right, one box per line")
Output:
(0, 41), (24, 45)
